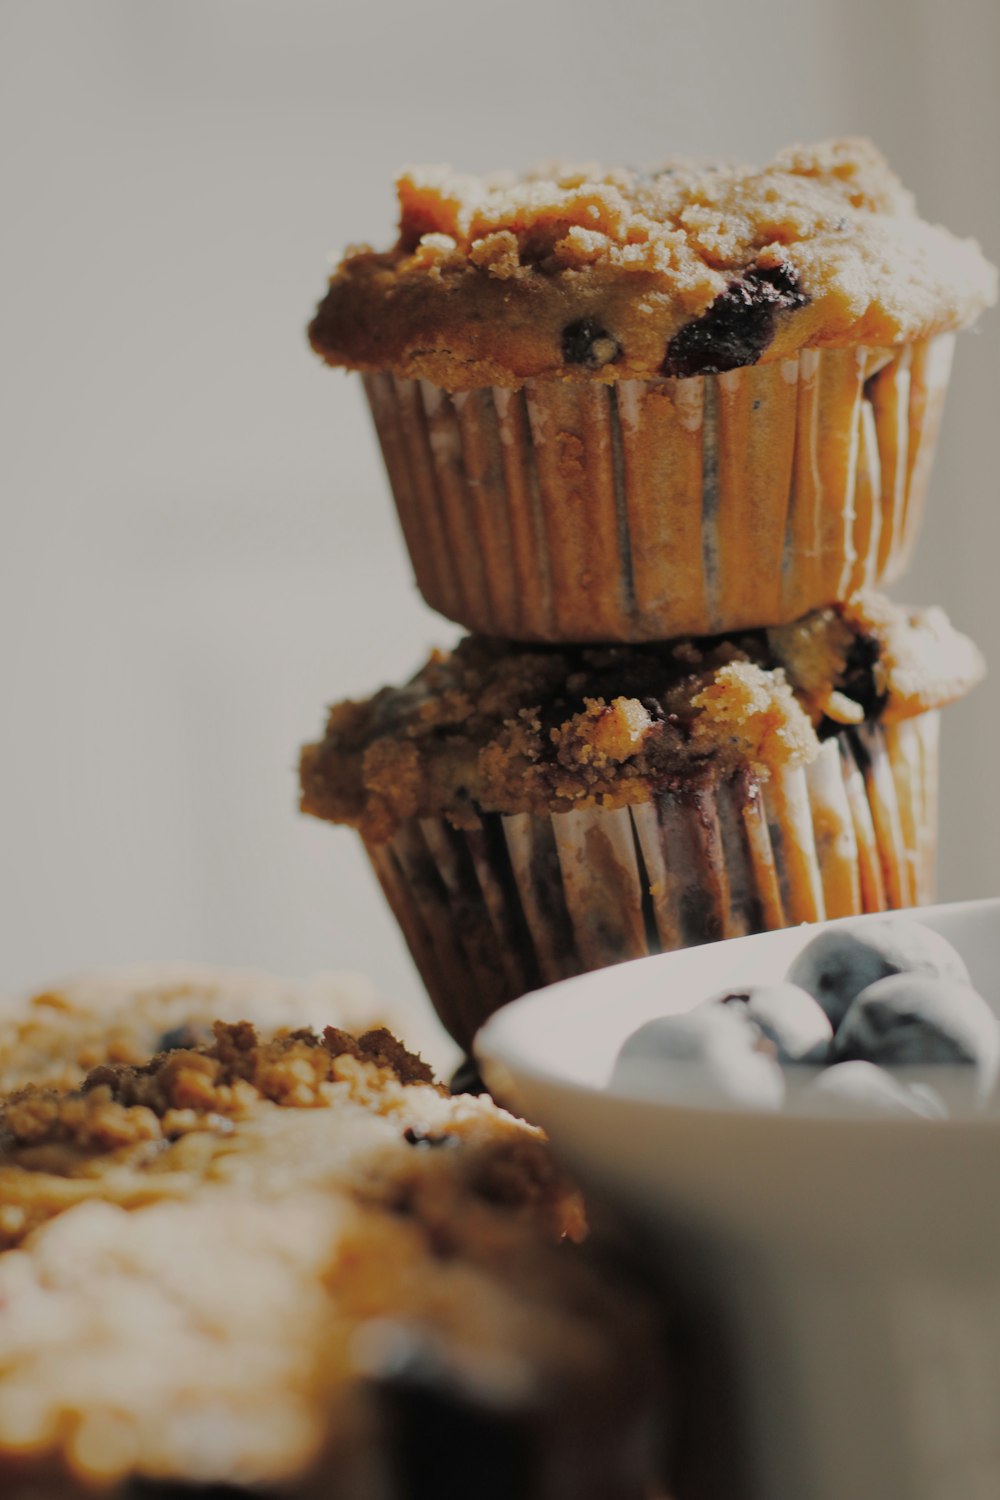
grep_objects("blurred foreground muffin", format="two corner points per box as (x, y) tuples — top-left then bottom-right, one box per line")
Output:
(301, 596), (983, 1050)
(0, 969), (665, 1499)
(310, 139), (995, 641)
(0, 964), (393, 1098)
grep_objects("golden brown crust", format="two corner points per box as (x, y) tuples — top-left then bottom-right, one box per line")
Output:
(309, 139), (996, 390)
(299, 596), (984, 841)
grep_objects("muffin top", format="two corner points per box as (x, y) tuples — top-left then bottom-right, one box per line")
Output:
(0, 972), (657, 1496)
(0, 964), (392, 1099)
(309, 138), (996, 390)
(300, 595), (984, 840)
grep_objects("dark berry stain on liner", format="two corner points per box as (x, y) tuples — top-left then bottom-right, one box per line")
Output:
(662, 262), (809, 379)
(562, 318), (622, 369)
(123, 1485), (274, 1500)
(373, 1337), (536, 1500)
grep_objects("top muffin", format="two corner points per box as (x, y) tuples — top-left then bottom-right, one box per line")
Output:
(310, 138), (996, 390)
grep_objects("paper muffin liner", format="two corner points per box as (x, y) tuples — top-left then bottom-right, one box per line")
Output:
(363, 713), (940, 1052)
(362, 334), (954, 642)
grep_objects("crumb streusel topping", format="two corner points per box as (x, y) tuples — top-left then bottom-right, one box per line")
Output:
(309, 139), (996, 389)
(300, 595), (984, 841)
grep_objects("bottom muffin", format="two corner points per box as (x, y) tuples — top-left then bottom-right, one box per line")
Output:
(0, 969), (666, 1499)
(300, 595), (983, 1051)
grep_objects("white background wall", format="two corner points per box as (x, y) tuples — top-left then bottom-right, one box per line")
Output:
(2, 1), (997, 1042)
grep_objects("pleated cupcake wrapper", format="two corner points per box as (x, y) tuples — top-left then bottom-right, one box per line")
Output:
(364, 713), (940, 1051)
(362, 334), (954, 642)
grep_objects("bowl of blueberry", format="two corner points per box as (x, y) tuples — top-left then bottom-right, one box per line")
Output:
(476, 898), (1000, 1500)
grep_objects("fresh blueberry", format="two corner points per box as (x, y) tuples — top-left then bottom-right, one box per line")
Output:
(786, 918), (970, 1031)
(719, 983), (832, 1064)
(611, 1006), (785, 1111)
(832, 974), (1000, 1100)
(800, 1061), (948, 1119)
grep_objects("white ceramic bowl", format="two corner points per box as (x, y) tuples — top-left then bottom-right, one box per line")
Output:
(476, 899), (1000, 1500)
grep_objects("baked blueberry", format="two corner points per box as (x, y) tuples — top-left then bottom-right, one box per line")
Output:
(448, 1056), (488, 1096)
(786, 918), (970, 1031)
(611, 1006), (784, 1110)
(828, 633), (887, 725)
(156, 1022), (215, 1053)
(832, 974), (1000, 1099)
(403, 1125), (458, 1149)
(719, 983), (832, 1064)
(662, 261), (808, 378)
(800, 1061), (947, 1118)
(561, 318), (621, 369)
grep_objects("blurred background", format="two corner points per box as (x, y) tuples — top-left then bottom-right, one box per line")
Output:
(2, 0), (997, 1046)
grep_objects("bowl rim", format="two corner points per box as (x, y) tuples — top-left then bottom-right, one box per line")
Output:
(475, 896), (1000, 1129)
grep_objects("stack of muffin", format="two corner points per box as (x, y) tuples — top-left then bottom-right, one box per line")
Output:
(302, 138), (994, 1055)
